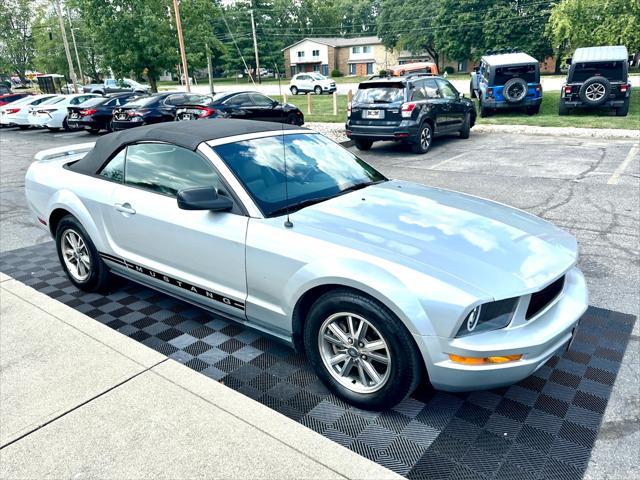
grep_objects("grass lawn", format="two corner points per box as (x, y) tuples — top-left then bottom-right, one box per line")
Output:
(275, 91), (638, 129)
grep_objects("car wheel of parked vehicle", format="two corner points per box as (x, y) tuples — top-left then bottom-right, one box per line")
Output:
(469, 81), (476, 99)
(460, 113), (471, 139)
(503, 77), (528, 103)
(526, 105), (540, 116)
(87, 128), (100, 134)
(18, 125), (29, 130)
(579, 77), (611, 106)
(314, 86), (322, 95)
(479, 100), (491, 118)
(411, 123), (433, 154)
(62, 117), (74, 132)
(47, 127), (60, 131)
(559, 98), (569, 115)
(304, 289), (422, 409)
(354, 139), (373, 151)
(290, 86), (299, 95)
(55, 215), (111, 292)
(615, 100), (629, 116)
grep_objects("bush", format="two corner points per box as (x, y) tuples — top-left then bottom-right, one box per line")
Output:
(378, 70), (387, 77)
(330, 69), (343, 77)
(444, 66), (455, 74)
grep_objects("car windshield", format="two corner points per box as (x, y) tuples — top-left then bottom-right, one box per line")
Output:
(213, 133), (387, 217)
(492, 64), (537, 84)
(310, 73), (327, 80)
(571, 61), (625, 82)
(354, 82), (405, 103)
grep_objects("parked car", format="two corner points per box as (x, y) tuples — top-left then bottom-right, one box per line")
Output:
(470, 52), (542, 117)
(175, 91), (304, 125)
(0, 94), (57, 129)
(0, 82), (11, 94)
(67, 92), (144, 133)
(346, 74), (476, 154)
(387, 62), (438, 77)
(61, 83), (85, 94)
(0, 92), (31, 106)
(290, 73), (336, 95)
(83, 78), (150, 95)
(28, 93), (100, 131)
(560, 45), (631, 116)
(111, 92), (192, 131)
(25, 119), (588, 409)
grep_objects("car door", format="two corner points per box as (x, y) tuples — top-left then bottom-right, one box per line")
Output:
(436, 79), (463, 130)
(102, 142), (249, 317)
(297, 74), (311, 92)
(248, 93), (279, 122)
(221, 93), (254, 119)
(420, 79), (450, 133)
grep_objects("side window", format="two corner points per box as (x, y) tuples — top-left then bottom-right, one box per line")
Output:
(424, 79), (440, 99)
(225, 93), (252, 106)
(106, 79), (117, 87)
(99, 148), (126, 182)
(251, 93), (274, 106)
(411, 82), (426, 101)
(70, 97), (81, 105)
(124, 143), (219, 197)
(437, 79), (458, 99)
(164, 94), (185, 106)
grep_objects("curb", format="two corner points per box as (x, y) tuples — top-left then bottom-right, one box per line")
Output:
(472, 124), (640, 140)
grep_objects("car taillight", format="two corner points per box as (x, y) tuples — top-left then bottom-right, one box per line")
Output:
(347, 102), (352, 117)
(564, 86), (572, 95)
(128, 109), (148, 116)
(80, 108), (97, 116)
(199, 107), (216, 117)
(620, 84), (630, 93)
(486, 88), (494, 98)
(6, 108), (20, 114)
(535, 84), (542, 92)
(401, 102), (416, 118)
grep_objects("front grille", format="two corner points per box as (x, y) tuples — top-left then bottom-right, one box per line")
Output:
(526, 275), (565, 320)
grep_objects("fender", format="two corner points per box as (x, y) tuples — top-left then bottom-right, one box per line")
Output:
(47, 189), (108, 252)
(284, 257), (436, 336)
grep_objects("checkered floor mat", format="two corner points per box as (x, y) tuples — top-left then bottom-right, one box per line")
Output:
(1, 243), (635, 480)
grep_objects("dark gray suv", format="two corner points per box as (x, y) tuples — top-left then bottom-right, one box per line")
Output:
(345, 74), (476, 154)
(560, 46), (632, 116)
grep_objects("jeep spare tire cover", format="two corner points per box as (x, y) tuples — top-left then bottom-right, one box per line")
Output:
(503, 77), (528, 103)
(579, 76), (611, 106)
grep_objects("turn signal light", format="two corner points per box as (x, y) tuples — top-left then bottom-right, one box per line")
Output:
(448, 354), (522, 365)
(486, 88), (494, 98)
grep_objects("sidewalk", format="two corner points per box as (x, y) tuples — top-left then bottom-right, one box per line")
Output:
(0, 273), (400, 480)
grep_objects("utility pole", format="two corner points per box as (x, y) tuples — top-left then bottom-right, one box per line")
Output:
(250, 8), (261, 84)
(53, 0), (78, 93)
(205, 42), (214, 94)
(66, 7), (84, 84)
(172, 0), (191, 92)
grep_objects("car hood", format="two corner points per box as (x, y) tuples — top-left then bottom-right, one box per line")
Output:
(296, 180), (577, 299)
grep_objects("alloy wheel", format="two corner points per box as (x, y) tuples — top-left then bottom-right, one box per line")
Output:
(585, 83), (606, 102)
(61, 229), (92, 282)
(318, 312), (391, 393)
(421, 126), (432, 150)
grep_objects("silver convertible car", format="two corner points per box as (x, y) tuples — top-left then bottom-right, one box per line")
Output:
(25, 119), (588, 409)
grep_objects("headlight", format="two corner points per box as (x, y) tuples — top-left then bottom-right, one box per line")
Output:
(456, 297), (518, 337)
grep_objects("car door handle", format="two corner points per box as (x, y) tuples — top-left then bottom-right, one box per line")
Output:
(114, 202), (136, 215)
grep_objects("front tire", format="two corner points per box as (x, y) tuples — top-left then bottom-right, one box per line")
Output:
(304, 289), (422, 410)
(314, 85), (322, 95)
(459, 113), (471, 139)
(411, 122), (433, 154)
(55, 215), (111, 292)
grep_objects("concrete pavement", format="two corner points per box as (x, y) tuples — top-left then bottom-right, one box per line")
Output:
(0, 274), (400, 479)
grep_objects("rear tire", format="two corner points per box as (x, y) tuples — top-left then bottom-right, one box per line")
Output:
(62, 117), (73, 132)
(526, 105), (540, 116)
(559, 98), (569, 116)
(290, 86), (299, 95)
(479, 100), (491, 118)
(55, 215), (111, 293)
(354, 139), (373, 151)
(459, 113), (471, 139)
(616, 100), (629, 116)
(411, 122), (433, 154)
(87, 128), (100, 134)
(303, 289), (422, 410)
(18, 125), (29, 130)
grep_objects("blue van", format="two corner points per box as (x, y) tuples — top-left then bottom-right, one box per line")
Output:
(470, 52), (542, 117)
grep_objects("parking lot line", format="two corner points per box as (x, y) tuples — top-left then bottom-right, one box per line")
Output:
(608, 145), (639, 185)
(427, 151), (469, 170)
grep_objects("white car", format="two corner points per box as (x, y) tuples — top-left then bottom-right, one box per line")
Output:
(28, 93), (100, 131)
(0, 94), (58, 129)
(289, 73), (336, 95)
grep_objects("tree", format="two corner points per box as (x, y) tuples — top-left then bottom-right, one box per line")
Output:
(549, 0), (640, 55)
(179, 0), (225, 73)
(73, 0), (178, 91)
(0, 0), (35, 83)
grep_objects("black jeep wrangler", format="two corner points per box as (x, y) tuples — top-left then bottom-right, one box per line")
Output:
(345, 74), (476, 154)
(560, 46), (632, 116)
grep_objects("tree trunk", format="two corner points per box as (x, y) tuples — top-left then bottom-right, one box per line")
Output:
(554, 53), (563, 74)
(148, 76), (158, 93)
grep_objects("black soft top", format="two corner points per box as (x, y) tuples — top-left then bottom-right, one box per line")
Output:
(69, 118), (306, 175)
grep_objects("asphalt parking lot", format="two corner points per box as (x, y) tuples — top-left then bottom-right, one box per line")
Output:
(0, 125), (638, 478)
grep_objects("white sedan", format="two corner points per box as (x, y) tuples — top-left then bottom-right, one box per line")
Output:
(28, 93), (100, 131)
(0, 94), (58, 129)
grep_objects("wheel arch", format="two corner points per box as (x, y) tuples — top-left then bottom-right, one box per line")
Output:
(47, 191), (106, 251)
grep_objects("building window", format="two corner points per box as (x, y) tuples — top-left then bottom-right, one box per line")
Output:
(313, 64), (320, 72)
(349, 64), (356, 75)
(312, 49), (320, 57)
(363, 46), (371, 54)
(290, 66), (297, 76)
(458, 60), (467, 72)
(366, 63), (373, 75)
(322, 64), (329, 76)
(297, 51), (304, 58)
(352, 46), (361, 54)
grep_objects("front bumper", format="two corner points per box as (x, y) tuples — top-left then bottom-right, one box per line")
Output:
(415, 266), (588, 392)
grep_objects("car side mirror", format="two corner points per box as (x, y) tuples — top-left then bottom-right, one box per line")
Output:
(565, 58), (572, 66)
(271, 100), (279, 107)
(177, 187), (233, 212)
(473, 66), (480, 73)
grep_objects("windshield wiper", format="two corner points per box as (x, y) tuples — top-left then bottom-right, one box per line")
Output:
(268, 196), (334, 218)
(339, 179), (387, 195)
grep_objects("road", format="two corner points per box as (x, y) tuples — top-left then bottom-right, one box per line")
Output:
(0, 125), (638, 479)
(167, 75), (640, 96)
